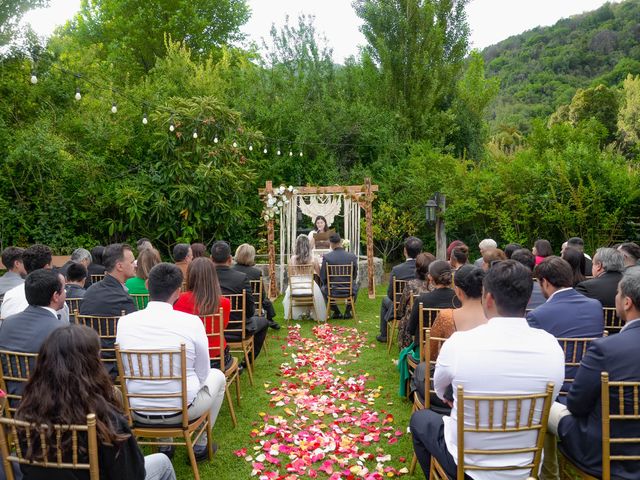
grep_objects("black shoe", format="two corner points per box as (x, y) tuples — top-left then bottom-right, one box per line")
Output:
(343, 311), (353, 319)
(269, 321), (281, 330)
(376, 335), (388, 343)
(159, 445), (175, 460)
(237, 364), (245, 375)
(331, 311), (343, 320)
(192, 442), (217, 463)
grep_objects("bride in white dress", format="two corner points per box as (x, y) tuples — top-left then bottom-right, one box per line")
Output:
(283, 235), (327, 321)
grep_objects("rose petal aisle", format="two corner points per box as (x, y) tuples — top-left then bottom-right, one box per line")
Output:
(235, 323), (408, 479)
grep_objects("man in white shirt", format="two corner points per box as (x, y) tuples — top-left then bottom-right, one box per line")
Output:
(116, 262), (226, 461)
(1, 244), (69, 322)
(410, 260), (565, 480)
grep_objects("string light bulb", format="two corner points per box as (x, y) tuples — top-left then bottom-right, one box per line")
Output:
(142, 113), (148, 125)
(214, 136), (219, 143)
(263, 147), (268, 154)
(111, 103), (118, 114)
(232, 141), (238, 148)
(30, 73), (38, 84)
(299, 151), (303, 157)
(277, 149), (281, 156)
(249, 144), (253, 151)
(169, 116), (175, 132)
(75, 88), (81, 101)
(192, 129), (198, 139)
(289, 151), (293, 157)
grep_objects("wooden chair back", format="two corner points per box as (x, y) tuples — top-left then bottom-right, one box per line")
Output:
(416, 327), (447, 410)
(89, 274), (104, 284)
(418, 304), (441, 341)
(326, 264), (355, 298)
(202, 308), (228, 370)
(392, 279), (409, 320)
(75, 312), (124, 368)
(129, 293), (150, 310)
(0, 413), (99, 480)
(452, 383), (554, 479)
(115, 344), (190, 429)
(557, 336), (606, 397)
(65, 298), (82, 318)
(249, 280), (263, 316)
(287, 264), (316, 316)
(0, 351), (38, 418)
(601, 372), (640, 479)
(603, 307), (623, 334)
(226, 293), (247, 341)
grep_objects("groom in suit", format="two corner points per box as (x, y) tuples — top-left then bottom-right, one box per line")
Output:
(320, 233), (358, 319)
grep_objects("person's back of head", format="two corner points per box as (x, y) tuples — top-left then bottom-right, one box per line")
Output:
(483, 260), (533, 317)
(415, 252), (435, 281)
(511, 248), (535, 272)
(446, 240), (465, 261)
(211, 241), (231, 264)
(294, 235), (312, 264)
(22, 244), (52, 274)
(595, 247), (625, 273)
(329, 233), (342, 248)
(191, 242), (207, 258)
(479, 238), (497, 251)
(404, 236), (423, 259)
(90, 246), (105, 265)
(66, 262), (87, 284)
(137, 238), (152, 252)
(533, 256), (573, 289)
(136, 248), (161, 280)
(70, 248), (92, 265)
(533, 239), (553, 258)
(483, 248), (507, 269)
(234, 243), (256, 267)
(173, 243), (191, 263)
(187, 257), (222, 314)
(103, 243), (132, 273)
(148, 263), (183, 302)
(561, 247), (586, 285)
(504, 243), (522, 259)
(25, 269), (63, 308)
(451, 245), (469, 266)
(428, 260), (452, 287)
(619, 242), (640, 267)
(2, 247), (24, 272)
(567, 237), (585, 253)
(454, 265), (485, 299)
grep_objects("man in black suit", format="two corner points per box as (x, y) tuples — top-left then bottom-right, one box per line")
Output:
(575, 247), (624, 307)
(549, 266), (640, 479)
(0, 269), (67, 402)
(212, 241), (268, 362)
(320, 233), (358, 319)
(377, 236), (422, 343)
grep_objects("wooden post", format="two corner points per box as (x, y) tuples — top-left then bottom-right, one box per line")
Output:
(365, 178), (376, 299)
(435, 194), (447, 260)
(264, 181), (278, 299)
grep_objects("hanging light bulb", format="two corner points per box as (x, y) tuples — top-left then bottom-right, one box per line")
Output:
(213, 135), (219, 143)
(299, 151), (303, 157)
(142, 113), (148, 125)
(232, 141), (238, 148)
(249, 144), (253, 152)
(30, 73), (38, 84)
(289, 150), (293, 157)
(192, 129), (198, 139)
(277, 149), (281, 156)
(263, 147), (268, 154)
(169, 116), (175, 132)
(75, 87), (82, 101)
(111, 102), (118, 114)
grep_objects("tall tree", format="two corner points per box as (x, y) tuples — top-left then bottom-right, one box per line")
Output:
(353, 0), (469, 139)
(0, 0), (47, 47)
(65, 0), (250, 74)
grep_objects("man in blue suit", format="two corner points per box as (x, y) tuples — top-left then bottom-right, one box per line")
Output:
(547, 266), (640, 480)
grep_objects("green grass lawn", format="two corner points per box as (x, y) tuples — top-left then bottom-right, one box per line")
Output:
(168, 285), (422, 479)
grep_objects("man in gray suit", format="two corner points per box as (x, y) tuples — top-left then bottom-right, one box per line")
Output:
(0, 247), (26, 296)
(0, 269), (67, 402)
(320, 234), (358, 319)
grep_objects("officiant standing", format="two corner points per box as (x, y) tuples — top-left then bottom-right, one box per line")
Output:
(308, 216), (334, 249)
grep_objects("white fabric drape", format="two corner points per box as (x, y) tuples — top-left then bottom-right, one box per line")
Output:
(298, 195), (342, 227)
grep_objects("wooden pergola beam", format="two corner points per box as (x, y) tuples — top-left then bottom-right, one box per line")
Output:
(259, 185), (379, 196)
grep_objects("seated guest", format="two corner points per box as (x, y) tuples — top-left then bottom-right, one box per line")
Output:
(173, 243), (193, 278)
(448, 244), (468, 271)
(533, 239), (553, 265)
(282, 235), (326, 321)
(125, 247), (161, 295)
(562, 247), (587, 286)
(0, 269), (67, 401)
(549, 266), (640, 479)
(481, 248), (506, 271)
(320, 234), (359, 319)
(191, 242), (208, 259)
(58, 248), (92, 288)
(378, 236), (423, 342)
(512, 248), (546, 309)
(117, 264), (226, 460)
(136, 238), (153, 253)
(618, 242), (640, 269)
(1, 244), (68, 322)
(410, 266), (486, 406)
(17, 325), (176, 480)
(407, 261), (457, 339)
(212, 241), (268, 363)
(233, 243), (280, 330)
(410, 260), (564, 479)
(445, 240), (465, 261)
(397, 253), (435, 350)
(473, 238), (496, 267)
(65, 262), (88, 298)
(88, 245), (106, 278)
(575, 247), (624, 307)
(0, 247), (26, 296)
(174, 258), (232, 370)
(504, 243), (522, 259)
(567, 236), (592, 273)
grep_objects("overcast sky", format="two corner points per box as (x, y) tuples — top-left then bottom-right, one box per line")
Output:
(22, 0), (621, 63)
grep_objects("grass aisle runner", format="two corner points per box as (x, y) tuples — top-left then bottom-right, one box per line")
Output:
(235, 323), (410, 479)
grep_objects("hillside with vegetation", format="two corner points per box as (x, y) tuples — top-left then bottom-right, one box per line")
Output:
(482, 0), (640, 132)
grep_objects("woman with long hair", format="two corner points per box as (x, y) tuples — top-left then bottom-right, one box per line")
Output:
(283, 235), (326, 320)
(562, 246), (587, 286)
(533, 239), (553, 266)
(16, 325), (175, 479)
(173, 257), (232, 370)
(125, 247), (161, 295)
(307, 215), (331, 249)
(397, 252), (435, 350)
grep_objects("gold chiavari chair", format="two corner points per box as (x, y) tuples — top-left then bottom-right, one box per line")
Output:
(0, 413), (100, 480)
(406, 303), (440, 386)
(65, 298), (83, 323)
(75, 311), (125, 375)
(286, 264), (316, 321)
(225, 293), (255, 386)
(557, 336), (603, 397)
(89, 274), (104, 284)
(249, 279), (263, 316)
(387, 278), (409, 354)
(603, 307), (623, 334)
(129, 293), (150, 310)
(429, 383), (555, 479)
(325, 264), (357, 321)
(202, 308), (240, 428)
(115, 344), (214, 480)
(0, 351), (38, 418)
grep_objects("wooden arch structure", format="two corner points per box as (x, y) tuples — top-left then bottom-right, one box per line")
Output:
(259, 178), (378, 300)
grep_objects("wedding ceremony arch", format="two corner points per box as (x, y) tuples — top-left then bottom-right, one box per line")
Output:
(259, 178), (378, 300)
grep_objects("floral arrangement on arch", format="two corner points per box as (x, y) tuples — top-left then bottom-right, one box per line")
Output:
(263, 185), (299, 221)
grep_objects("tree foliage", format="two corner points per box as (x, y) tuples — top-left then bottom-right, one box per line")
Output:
(0, 0), (46, 46)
